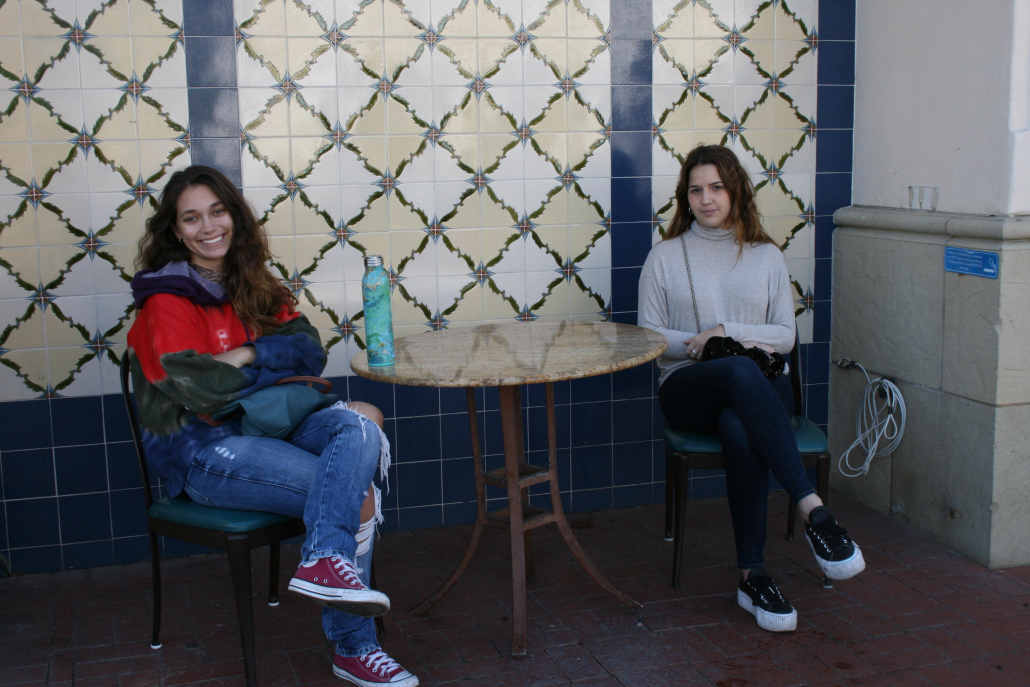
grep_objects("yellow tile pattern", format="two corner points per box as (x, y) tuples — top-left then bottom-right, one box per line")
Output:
(236, 0), (613, 377)
(653, 0), (818, 342)
(0, 0), (188, 399)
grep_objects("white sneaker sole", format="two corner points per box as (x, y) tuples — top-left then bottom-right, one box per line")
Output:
(737, 589), (797, 632)
(806, 536), (866, 580)
(288, 579), (390, 617)
(333, 664), (419, 687)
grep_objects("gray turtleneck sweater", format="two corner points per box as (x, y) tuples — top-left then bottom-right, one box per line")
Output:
(638, 222), (796, 386)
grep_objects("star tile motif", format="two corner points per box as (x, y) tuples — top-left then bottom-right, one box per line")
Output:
(467, 73), (490, 99)
(235, 25), (250, 46)
(276, 75), (301, 101)
(12, 76), (38, 104)
(422, 124), (443, 146)
(419, 27), (442, 50)
(796, 287), (815, 313)
(513, 121), (535, 145)
(63, 21), (92, 51)
(763, 162), (782, 182)
(515, 306), (538, 322)
(423, 217), (446, 242)
(334, 317), (359, 341)
(557, 258), (580, 282)
(802, 204), (816, 226)
(653, 31), (663, 47)
(83, 330), (113, 358)
(557, 167), (577, 190)
(332, 222), (354, 245)
(20, 181), (48, 209)
(512, 25), (535, 51)
(177, 130), (191, 148)
(30, 284), (57, 311)
(376, 171), (398, 196)
(323, 23), (347, 49)
(122, 74), (148, 103)
(325, 123), (350, 149)
(386, 267), (403, 290)
(285, 270), (310, 296)
(652, 123), (664, 140)
(557, 73), (578, 97)
(71, 128), (99, 157)
(240, 128), (255, 147)
(281, 174), (304, 199)
(765, 74), (784, 95)
(803, 120), (817, 141)
(427, 311), (449, 331)
(78, 231), (106, 259)
(471, 262), (494, 285)
(685, 72), (704, 96)
(515, 215), (536, 238)
(724, 27), (747, 52)
(374, 76), (396, 98)
(468, 169), (491, 193)
(805, 30), (819, 51)
(171, 28), (185, 46)
(128, 177), (155, 206)
(723, 118), (745, 143)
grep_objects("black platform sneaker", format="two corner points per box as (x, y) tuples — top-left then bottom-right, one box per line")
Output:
(805, 506), (865, 580)
(737, 568), (797, 632)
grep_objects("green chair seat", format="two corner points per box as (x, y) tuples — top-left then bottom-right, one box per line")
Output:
(149, 496), (294, 533)
(662, 415), (828, 456)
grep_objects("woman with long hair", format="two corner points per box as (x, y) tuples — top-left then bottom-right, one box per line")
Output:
(127, 166), (418, 685)
(638, 145), (865, 632)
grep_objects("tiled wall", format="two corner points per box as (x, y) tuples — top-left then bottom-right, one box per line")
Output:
(0, 0), (854, 574)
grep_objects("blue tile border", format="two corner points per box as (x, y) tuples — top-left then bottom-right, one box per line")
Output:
(184, 3), (241, 180)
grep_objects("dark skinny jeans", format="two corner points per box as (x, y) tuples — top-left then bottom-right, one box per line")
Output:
(659, 356), (816, 569)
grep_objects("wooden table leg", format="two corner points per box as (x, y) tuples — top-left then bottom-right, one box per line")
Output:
(410, 388), (487, 617)
(498, 385), (528, 655)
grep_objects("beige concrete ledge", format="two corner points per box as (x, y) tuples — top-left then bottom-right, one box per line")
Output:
(834, 206), (1030, 240)
(831, 205), (1030, 568)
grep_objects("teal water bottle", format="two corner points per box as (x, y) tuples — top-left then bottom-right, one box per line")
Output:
(362, 255), (395, 366)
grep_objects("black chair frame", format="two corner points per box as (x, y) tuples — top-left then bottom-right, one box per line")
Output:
(121, 355), (384, 687)
(663, 337), (831, 589)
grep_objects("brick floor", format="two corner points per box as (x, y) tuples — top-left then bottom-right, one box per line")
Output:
(3, 491), (1030, 686)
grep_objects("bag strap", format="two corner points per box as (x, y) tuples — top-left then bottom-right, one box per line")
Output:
(276, 376), (333, 394)
(679, 234), (701, 334)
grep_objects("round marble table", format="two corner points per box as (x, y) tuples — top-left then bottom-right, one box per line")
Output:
(351, 321), (667, 656)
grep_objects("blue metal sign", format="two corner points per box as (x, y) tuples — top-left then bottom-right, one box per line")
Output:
(944, 247), (999, 279)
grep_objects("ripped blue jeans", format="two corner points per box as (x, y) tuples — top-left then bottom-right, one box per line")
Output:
(183, 403), (389, 657)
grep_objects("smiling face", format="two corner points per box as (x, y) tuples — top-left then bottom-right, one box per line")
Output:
(173, 184), (233, 272)
(686, 163), (732, 231)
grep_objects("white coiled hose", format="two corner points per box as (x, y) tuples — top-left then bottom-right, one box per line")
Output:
(836, 359), (906, 478)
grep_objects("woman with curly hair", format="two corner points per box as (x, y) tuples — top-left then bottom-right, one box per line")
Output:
(127, 166), (417, 685)
(639, 145), (865, 632)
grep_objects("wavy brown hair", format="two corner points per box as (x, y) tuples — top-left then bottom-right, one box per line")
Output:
(136, 166), (296, 335)
(664, 144), (773, 252)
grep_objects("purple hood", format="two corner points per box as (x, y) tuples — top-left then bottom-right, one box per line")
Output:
(130, 261), (229, 308)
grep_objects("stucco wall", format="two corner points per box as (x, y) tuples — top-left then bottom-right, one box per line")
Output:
(853, 0), (1030, 215)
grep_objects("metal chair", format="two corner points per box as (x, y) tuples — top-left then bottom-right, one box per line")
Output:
(120, 354), (384, 686)
(662, 335), (831, 589)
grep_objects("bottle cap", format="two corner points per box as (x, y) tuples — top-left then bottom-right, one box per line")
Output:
(364, 255), (384, 268)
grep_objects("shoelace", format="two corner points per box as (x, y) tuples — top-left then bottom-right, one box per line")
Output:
(331, 556), (363, 586)
(362, 649), (401, 676)
(749, 577), (786, 604)
(810, 519), (851, 553)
